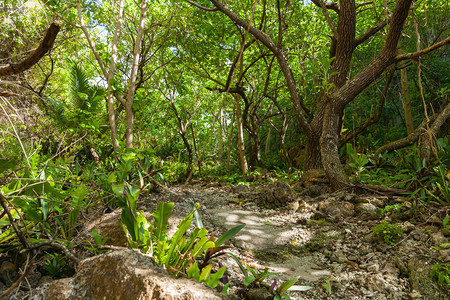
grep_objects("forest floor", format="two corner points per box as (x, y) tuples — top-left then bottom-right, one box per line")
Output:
(147, 180), (449, 299)
(1, 179), (449, 299)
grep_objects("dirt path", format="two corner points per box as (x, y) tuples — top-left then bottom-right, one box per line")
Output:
(168, 182), (449, 299)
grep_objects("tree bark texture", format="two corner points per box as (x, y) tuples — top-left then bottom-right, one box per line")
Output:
(125, 0), (148, 149)
(0, 21), (61, 77)
(233, 94), (248, 175)
(106, 0), (125, 153)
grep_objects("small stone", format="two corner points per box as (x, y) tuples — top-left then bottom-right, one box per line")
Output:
(318, 201), (354, 219)
(400, 221), (415, 233)
(367, 264), (380, 272)
(430, 231), (448, 247)
(355, 203), (378, 216)
(0, 261), (17, 284)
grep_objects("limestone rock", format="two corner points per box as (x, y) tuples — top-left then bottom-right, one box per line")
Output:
(83, 210), (128, 247)
(354, 203), (378, 216)
(46, 249), (227, 300)
(318, 201), (354, 220)
(259, 181), (298, 210)
(408, 257), (449, 299)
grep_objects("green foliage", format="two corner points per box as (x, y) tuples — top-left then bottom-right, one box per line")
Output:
(430, 263), (450, 286)
(187, 262), (226, 288)
(376, 204), (406, 217)
(227, 252), (312, 298)
(113, 178), (244, 289)
(84, 229), (108, 255)
(0, 150), (92, 248)
(345, 143), (370, 182)
(43, 252), (72, 277)
(371, 222), (404, 246)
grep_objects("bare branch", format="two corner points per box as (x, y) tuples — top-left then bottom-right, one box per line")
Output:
(209, 0), (310, 134)
(0, 21), (61, 77)
(311, 0), (338, 38)
(355, 18), (389, 46)
(310, 0), (340, 13)
(395, 36), (450, 62)
(183, 0), (218, 11)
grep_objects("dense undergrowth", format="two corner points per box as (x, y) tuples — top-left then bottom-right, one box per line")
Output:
(1, 136), (449, 298)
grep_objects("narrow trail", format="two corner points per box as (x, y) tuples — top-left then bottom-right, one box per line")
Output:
(161, 182), (449, 299)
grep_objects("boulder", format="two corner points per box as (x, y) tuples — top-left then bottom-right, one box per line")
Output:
(46, 249), (227, 300)
(82, 210), (128, 247)
(259, 181), (298, 211)
(408, 257), (449, 299)
(318, 201), (354, 220)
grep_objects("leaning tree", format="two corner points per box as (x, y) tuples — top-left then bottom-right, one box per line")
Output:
(184, 0), (449, 190)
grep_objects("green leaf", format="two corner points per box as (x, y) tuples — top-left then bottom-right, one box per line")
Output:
(215, 224), (245, 247)
(221, 282), (230, 295)
(112, 183), (124, 198)
(288, 285), (313, 291)
(278, 276), (300, 293)
(107, 172), (117, 183)
(162, 209), (194, 267)
(0, 159), (17, 173)
(227, 252), (248, 277)
(190, 200), (203, 229)
(199, 264), (212, 282)
(205, 266), (226, 288)
(244, 275), (256, 286)
(152, 202), (174, 242)
(12, 197), (41, 223)
(187, 262), (200, 279)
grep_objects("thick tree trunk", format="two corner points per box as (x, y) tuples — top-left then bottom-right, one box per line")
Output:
(320, 102), (350, 189)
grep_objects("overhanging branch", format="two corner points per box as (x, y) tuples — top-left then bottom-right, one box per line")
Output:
(0, 21), (61, 77)
(395, 36), (450, 62)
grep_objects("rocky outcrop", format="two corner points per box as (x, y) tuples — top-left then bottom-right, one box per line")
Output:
(259, 181), (298, 210)
(46, 249), (227, 300)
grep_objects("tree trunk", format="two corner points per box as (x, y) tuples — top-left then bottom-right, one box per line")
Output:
(125, 0), (148, 149)
(105, 0), (124, 153)
(398, 48), (414, 135)
(233, 94), (248, 175)
(320, 102), (350, 189)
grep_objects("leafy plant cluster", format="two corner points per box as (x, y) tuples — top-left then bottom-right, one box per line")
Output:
(371, 222), (404, 246)
(110, 166), (312, 298)
(430, 263), (450, 286)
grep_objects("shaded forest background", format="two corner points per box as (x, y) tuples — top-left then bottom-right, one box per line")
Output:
(0, 0), (449, 293)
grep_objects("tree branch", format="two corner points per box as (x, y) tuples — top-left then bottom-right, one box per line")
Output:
(0, 21), (61, 77)
(311, 0), (340, 13)
(311, 0), (338, 38)
(374, 103), (449, 157)
(208, 0), (310, 134)
(0, 193), (31, 249)
(184, 0), (218, 11)
(395, 36), (450, 62)
(355, 18), (389, 47)
(339, 67), (395, 147)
